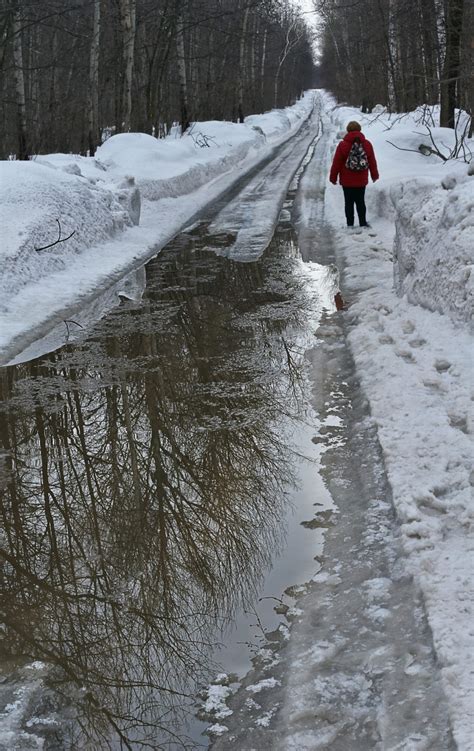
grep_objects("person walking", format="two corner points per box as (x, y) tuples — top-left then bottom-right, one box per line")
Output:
(329, 121), (379, 228)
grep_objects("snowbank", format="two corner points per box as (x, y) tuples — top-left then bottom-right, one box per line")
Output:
(326, 103), (474, 325)
(0, 162), (134, 310)
(91, 103), (309, 202)
(324, 99), (474, 749)
(392, 170), (473, 326)
(0, 93), (315, 364)
(92, 124), (266, 201)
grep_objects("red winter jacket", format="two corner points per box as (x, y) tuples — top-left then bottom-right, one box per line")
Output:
(329, 131), (379, 187)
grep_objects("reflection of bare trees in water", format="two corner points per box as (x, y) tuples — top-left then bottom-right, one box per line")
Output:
(0, 235), (315, 748)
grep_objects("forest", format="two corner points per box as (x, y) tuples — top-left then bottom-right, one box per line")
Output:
(0, 0), (316, 159)
(317, 0), (472, 129)
(0, 0), (471, 159)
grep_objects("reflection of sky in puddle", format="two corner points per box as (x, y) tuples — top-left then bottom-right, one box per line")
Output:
(322, 414), (344, 427)
(0, 228), (331, 749)
(216, 420), (332, 677)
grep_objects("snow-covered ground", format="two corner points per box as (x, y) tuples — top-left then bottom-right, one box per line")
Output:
(0, 92), (315, 365)
(325, 101), (474, 748)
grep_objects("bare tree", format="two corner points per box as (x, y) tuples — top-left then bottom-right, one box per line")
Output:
(88, 0), (101, 154)
(11, 4), (28, 159)
(237, 3), (250, 122)
(175, 0), (190, 131)
(316, 0), (469, 123)
(440, 0), (465, 127)
(119, 0), (136, 132)
(274, 12), (304, 108)
(0, 0), (316, 157)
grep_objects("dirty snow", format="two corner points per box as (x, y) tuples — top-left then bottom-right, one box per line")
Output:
(245, 678), (281, 694)
(202, 684), (234, 719)
(206, 723), (229, 737)
(0, 680), (47, 750)
(255, 707), (277, 727)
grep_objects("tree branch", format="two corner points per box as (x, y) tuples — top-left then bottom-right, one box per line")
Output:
(35, 219), (76, 252)
(386, 140), (448, 161)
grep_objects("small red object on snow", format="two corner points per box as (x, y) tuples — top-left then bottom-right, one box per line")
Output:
(334, 291), (344, 311)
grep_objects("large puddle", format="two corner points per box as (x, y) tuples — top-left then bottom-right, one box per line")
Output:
(0, 221), (334, 749)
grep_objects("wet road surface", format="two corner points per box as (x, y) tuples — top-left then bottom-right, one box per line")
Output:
(0, 219), (330, 749)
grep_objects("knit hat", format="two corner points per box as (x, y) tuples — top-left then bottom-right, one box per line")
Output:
(346, 121), (361, 132)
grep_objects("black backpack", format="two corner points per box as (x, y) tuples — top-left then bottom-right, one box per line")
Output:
(345, 138), (369, 171)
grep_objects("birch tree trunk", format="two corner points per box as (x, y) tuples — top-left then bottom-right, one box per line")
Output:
(88, 0), (101, 155)
(120, 0), (136, 132)
(238, 5), (250, 122)
(12, 8), (28, 160)
(175, 1), (189, 132)
(249, 14), (256, 109)
(260, 25), (267, 104)
(420, 0), (441, 103)
(377, 0), (399, 111)
(48, 30), (58, 152)
(274, 19), (300, 109)
(440, 0), (465, 127)
(466, 0), (473, 135)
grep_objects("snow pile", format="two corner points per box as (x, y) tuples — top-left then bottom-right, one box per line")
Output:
(392, 169), (473, 325)
(92, 125), (266, 202)
(245, 104), (308, 137)
(91, 99), (312, 202)
(206, 723), (229, 737)
(0, 93), (315, 364)
(0, 162), (135, 309)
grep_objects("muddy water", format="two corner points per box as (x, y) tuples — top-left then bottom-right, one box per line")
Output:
(0, 221), (330, 749)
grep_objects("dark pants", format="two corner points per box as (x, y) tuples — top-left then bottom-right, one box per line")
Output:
(342, 186), (367, 226)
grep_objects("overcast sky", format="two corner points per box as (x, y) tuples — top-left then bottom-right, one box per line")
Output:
(296, 0), (321, 56)
(298, 0), (318, 23)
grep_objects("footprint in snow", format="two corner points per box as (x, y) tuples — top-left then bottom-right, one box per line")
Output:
(409, 338), (426, 348)
(448, 413), (469, 434)
(379, 335), (394, 345)
(423, 377), (445, 393)
(396, 349), (415, 363)
(434, 358), (451, 373)
(417, 496), (447, 517)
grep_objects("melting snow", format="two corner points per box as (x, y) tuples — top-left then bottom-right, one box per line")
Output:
(245, 678), (281, 694)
